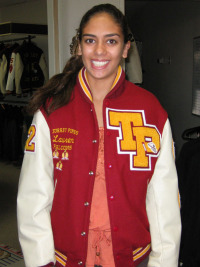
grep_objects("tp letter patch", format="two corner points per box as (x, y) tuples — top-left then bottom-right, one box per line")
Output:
(106, 108), (161, 171)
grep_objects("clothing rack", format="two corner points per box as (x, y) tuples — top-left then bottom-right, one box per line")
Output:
(0, 35), (36, 43)
(0, 35), (37, 106)
(0, 22), (48, 106)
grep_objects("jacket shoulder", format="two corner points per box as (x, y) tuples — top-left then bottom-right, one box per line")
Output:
(125, 80), (167, 114)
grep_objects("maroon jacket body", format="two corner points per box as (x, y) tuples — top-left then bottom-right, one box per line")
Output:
(41, 67), (167, 266)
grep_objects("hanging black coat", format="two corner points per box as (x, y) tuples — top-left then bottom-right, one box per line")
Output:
(177, 139), (200, 267)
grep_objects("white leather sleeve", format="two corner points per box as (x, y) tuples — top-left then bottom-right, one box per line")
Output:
(146, 119), (181, 267)
(17, 110), (55, 267)
(6, 52), (16, 92)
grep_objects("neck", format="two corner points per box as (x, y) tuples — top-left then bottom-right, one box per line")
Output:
(86, 68), (119, 101)
(89, 78), (113, 102)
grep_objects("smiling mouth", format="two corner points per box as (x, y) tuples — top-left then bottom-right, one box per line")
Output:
(92, 60), (109, 67)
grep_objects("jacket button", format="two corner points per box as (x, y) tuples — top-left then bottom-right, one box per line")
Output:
(92, 140), (97, 143)
(113, 226), (118, 232)
(108, 164), (112, 168)
(81, 231), (86, 236)
(89, 171), (94, 175)
(105, 100), (110, 106)
(84, 202), (89, 206)
(109, 195), (114, 200)
(78, 261), (83, 265)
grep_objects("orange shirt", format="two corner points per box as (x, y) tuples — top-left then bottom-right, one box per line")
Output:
(86, 128), (115, 267)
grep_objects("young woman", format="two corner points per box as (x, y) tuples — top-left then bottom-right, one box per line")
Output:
(17, 4), (181, 267)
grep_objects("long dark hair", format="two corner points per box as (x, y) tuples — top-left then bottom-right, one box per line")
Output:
(27, 4), (130, 115)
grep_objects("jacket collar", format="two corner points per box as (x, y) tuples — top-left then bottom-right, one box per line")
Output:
(78, 65), (124, 102)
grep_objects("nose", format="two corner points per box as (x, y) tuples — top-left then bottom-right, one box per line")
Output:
(95, 41), (106, 56)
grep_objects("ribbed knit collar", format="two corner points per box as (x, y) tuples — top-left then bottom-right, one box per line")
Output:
(78, 65), (123, 102)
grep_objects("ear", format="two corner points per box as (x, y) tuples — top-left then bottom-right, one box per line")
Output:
(122, 41), (131, 59)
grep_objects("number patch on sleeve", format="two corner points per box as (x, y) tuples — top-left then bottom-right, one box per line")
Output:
(25, 125), (36, 153)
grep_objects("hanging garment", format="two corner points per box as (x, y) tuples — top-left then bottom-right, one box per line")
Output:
(125, 40), (143, 84)
(5, 51), (16, 93)
(0, 44), (5, 99)
(0, 43), (19, 95)
(177, 139), (200, 267)
(0, 104), (6, 158)
(6, 41), (48, 95)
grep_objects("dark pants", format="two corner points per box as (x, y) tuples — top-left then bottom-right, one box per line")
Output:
(137, 256), (149, 267)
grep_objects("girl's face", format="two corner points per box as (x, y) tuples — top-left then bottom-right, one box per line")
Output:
(79, 12), (130, 85)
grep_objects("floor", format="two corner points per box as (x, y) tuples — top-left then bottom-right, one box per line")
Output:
(0, 160), (25, 266)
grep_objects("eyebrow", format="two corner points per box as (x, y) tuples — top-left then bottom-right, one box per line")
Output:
(82, 33), (120, 38)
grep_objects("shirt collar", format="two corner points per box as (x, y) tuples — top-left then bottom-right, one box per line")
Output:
(78, 65), (123, 102)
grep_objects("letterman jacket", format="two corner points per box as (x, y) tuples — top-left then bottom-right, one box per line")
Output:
(6, 41), (48, 95)
(17, 66), (181, 267)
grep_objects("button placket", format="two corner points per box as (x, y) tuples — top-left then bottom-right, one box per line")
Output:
(106, 131), (111, 136)
(104, 99), (110, 106)
(81, 231), (86, 236)
(113, 226), (118, 232)
(109, 195), (114, 200)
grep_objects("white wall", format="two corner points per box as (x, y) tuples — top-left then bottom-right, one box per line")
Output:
(126, 1), (200, 156)
(0, 0), (48, 67)
(0, 0), (47, 23)
(47, 0), (124, 77)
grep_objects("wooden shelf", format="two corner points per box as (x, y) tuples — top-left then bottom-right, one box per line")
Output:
(0, 22), (48, 36)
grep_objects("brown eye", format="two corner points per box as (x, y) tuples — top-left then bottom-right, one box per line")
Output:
(107, 39), (117, 44)
(85, 39), (95, 44)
